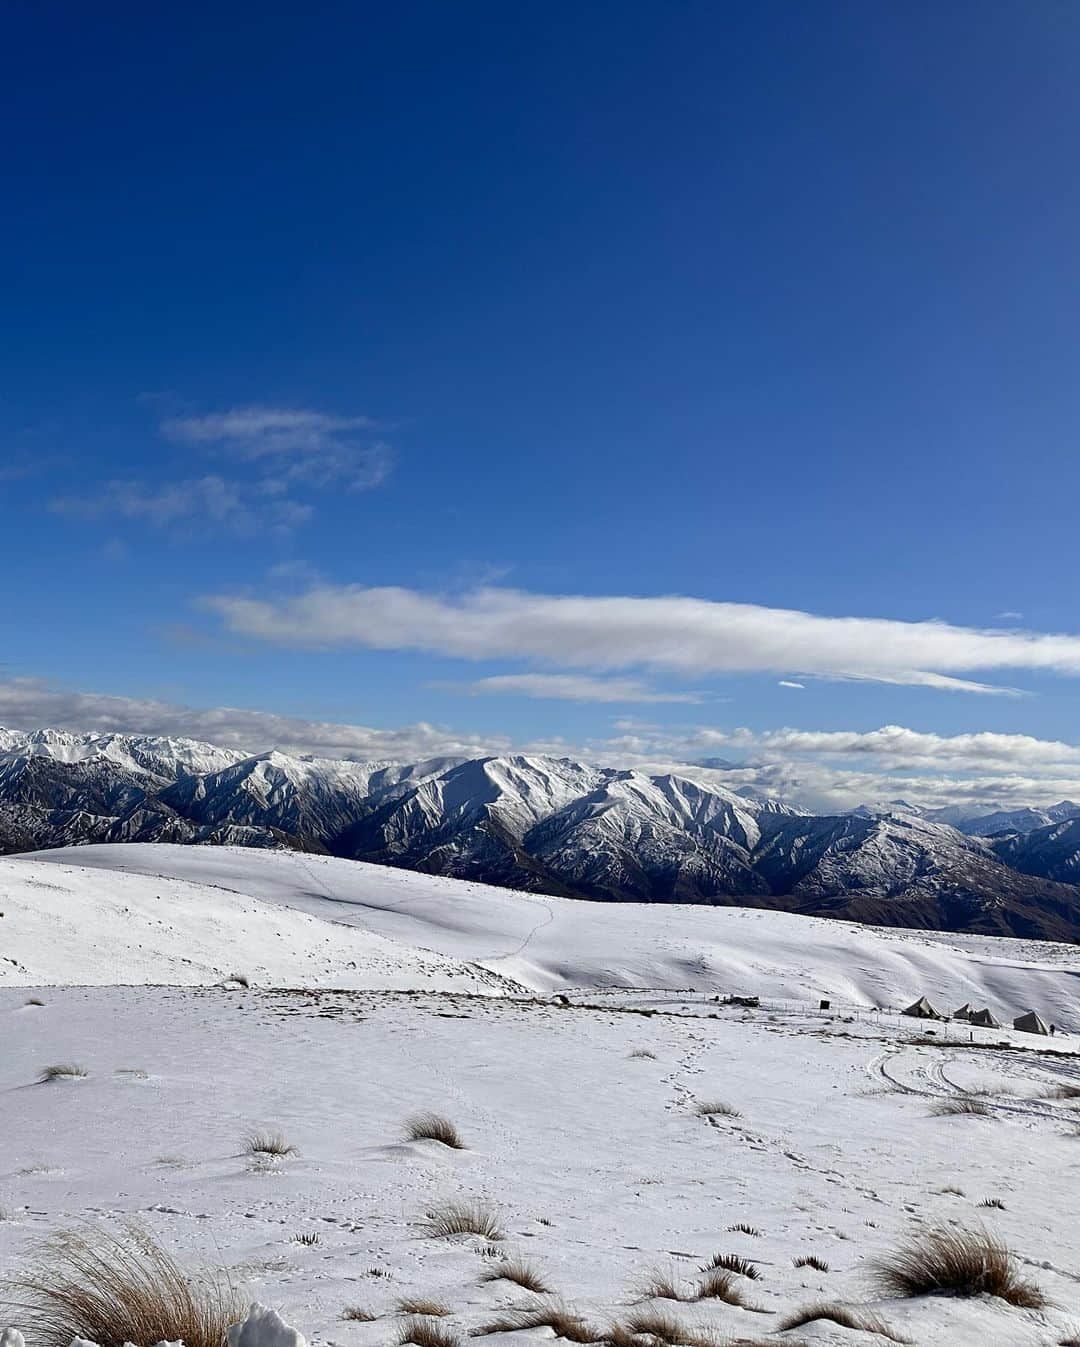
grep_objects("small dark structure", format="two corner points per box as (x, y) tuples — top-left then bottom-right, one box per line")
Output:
(1013, 1009), (1050, 1036)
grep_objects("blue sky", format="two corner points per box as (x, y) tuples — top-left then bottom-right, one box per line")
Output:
(4, 2), (1080, 810)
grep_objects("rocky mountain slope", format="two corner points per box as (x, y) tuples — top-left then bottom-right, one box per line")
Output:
(3, 725), (1080, 940)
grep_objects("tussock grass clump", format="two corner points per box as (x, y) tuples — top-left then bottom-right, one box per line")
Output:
(978, 1197), (1006, 1209)
(694, 1101), (741, 1118)
(293, 1232), (320, 1246)
(693, 1267), (755, 1307)
(699, 1253), (760, 1280)
(931, 1097), (989, 1117)
(405, 1113), (466, 1149)
(4, 1224), (244, 1347)
(628, 1050), (657, 1060)
(473, 1303), (594, 1342)
(792, 1254), (829, 1273)
(777, 1302), (907, 1341)
(479, 1258), (551, 1293)
(398, 1316), (461, 1347)
(635, 1267), (689, 1302)
(224, 972), (250, 988)
(726, 1223), (760, 1237)
(25, 997), (45, 1007)
(38, 1063), (89, 1083)
(243, 1129), (298, 1157)
(425, 1201), (505, 1242)
(342, 1305), (376, 1321)
(870, 1226), (1046, 1308)
(608, 1308), (722, 1347)
(398, 1298), (452, 1317)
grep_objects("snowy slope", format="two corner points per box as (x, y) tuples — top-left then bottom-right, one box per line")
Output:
(3, 981), (1080, 1347)
(13, 844), (1080, 1029)
(6, 726), (1080, 939)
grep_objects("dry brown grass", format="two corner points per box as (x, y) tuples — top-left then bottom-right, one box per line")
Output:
(725, 1224), (760, 1237)
(397, 1298), (453, 1317)
(694, 1101), (741, 1118)
(628, 1050), (657, 1060)
(635, 1267), (689, 1301)
(698, 1253), (760, 1280)
(3, 1224), (244, 1347)
(243, 1129), (298, 1157)
(405, 1113), (465, 1149)
(692, 1267), (755, 1307)
(931, 1097), (989, 1117)
(473, 1302), (594, 1341)
(791, 1254), (829, 1273)
(479, 1258), (551, 1293)
(777, 1301), (908, 1341)
(425, 1201), (505, 1242)
(37, 1063), (89, 1083)
(398, 1316), (461, 1347)
(608, 1308), (722, 1347)
(869, 1226), (1046, 1308)
(342, 1305), (377, 1321)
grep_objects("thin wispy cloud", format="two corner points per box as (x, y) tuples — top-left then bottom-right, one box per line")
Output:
(778, 679), (805, 689)
(200, 581), (1080, 694)
(50, 404), (392, 538)
(50, 476), (312, 535)
(162, 404), (394, 492)
(458, 673), (703, 703)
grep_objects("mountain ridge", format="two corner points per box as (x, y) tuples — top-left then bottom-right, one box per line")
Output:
(3, 725), (1080, 941)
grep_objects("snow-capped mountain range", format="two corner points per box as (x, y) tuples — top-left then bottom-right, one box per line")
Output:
(4, 725), (1080, 940)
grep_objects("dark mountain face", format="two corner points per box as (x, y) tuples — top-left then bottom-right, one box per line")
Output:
(992, 817), (1080, 886)
(3, 727), (1080, 942)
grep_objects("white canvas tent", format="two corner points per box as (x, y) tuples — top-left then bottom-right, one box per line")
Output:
(969, 1007), (1001, 1028)
(902, 996), (942, 1020)
(952, 1003), (974, 1021)
(1013, 1009), (1051, 1035)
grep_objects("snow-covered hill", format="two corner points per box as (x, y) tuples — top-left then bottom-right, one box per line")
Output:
(6, 845), (1078, 1031)
(4, 726), (1080, 939)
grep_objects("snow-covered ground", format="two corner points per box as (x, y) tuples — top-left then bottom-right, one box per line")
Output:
(2, 845), (1079, 1346)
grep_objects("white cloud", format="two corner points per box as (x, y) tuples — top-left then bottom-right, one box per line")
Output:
(201, 582), (1080, 693)
(51, 476), (312, 535)
(52, 406), (393, 538)
(162, 405), (393, 493)
(459, 673), (703, 703)
(778, 680), (805, 689)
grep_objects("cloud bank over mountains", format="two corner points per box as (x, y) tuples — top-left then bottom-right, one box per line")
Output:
(3, 675), (1080, 815)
